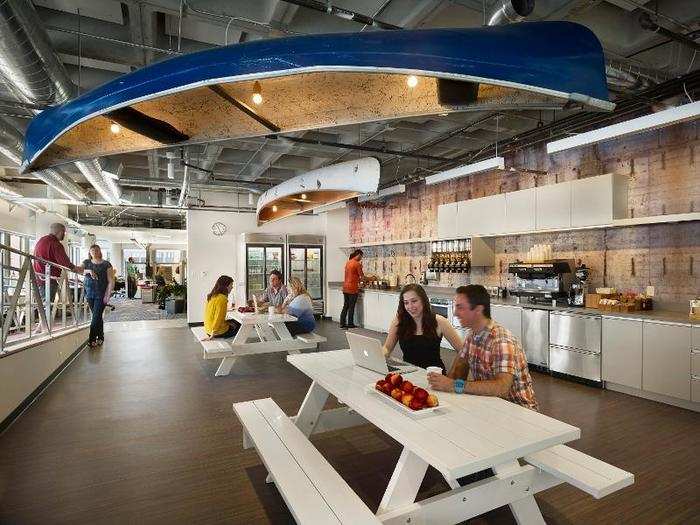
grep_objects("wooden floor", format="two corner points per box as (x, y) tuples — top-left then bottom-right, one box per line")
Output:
(0, 320), (698, 525)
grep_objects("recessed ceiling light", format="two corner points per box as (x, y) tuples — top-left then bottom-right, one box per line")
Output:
(406, 75), (418, 88)
(110, 122), (120, 134)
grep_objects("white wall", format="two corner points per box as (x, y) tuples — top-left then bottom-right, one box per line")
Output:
(0, 327), (88, 423)
(0, 200), (36, 236)
(186, 209), (324, 323)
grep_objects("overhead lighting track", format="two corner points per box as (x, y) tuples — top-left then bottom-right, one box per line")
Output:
(546, 101), (700, 154)
(424, 156), (505, 185)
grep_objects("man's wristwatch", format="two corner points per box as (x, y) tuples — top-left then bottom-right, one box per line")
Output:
(453, 378), (465, 394)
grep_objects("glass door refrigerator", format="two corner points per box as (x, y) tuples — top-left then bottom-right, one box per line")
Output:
(287, 235), (325, 315)
(243, 233), (285, 301)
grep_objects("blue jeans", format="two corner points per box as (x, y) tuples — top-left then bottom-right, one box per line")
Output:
(87, 296), (106, 343)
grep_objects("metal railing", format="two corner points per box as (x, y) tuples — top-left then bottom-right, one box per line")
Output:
(0, 242), (90, 355)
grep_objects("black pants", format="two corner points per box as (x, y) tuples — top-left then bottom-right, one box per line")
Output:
(87, 296), (106, 343)
(38, 279), (59, 307)
(285, 321), (311, 337)
(340, 292), (358, 326)
(127, 276), (136, 299)
(212, 320), (241, 338)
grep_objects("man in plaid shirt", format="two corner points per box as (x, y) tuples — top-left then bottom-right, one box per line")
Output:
(428, 284), (539, 411)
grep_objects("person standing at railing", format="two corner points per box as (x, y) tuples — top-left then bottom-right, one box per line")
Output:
(33, 223), (84, 306)
(83, 244), (115, 347)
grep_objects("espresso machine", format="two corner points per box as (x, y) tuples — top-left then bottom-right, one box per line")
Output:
(507, 260), (573, 304)
(567, 263), (590, 307)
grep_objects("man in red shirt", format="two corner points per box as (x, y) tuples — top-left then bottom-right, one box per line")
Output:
(33, 223), (83, 305)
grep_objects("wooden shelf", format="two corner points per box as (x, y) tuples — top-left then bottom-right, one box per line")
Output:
(337, 212), (699, 249)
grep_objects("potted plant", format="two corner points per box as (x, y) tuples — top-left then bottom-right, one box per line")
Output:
(165, 281), (187, 314)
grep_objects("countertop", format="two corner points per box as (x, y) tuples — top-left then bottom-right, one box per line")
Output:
(327, 282), (698, 326)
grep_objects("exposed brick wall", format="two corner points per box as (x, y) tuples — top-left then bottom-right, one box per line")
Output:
(348, 121), (700, 309)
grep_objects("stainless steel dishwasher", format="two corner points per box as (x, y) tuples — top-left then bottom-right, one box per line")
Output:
(549, 311), (602, 381)
(521, 308), (549, 368)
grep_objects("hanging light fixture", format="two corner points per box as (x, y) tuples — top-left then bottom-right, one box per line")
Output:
(252, 81), (263, 105)
(425, 157), (505, 185)
(257, 157), (380, 225)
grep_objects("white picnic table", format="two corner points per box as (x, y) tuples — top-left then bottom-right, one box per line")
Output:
(192, 310), (326, 376)
(279, 349), (633, 524)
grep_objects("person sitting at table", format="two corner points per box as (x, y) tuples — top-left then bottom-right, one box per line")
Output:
(277, 276), (315, 337)
(382, 284), (463, 373)
(257, 269), (288, 308)
(428, 284), (538, 411)
(204, 275), (240, 339)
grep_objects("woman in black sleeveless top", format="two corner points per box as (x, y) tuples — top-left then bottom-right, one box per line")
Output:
(382, 284), (464, 373)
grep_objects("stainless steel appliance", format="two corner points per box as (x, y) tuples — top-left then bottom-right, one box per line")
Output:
(429, 296), (468, 350)
(508, 260), (573, 303)
(549, 311), (602, 381)
(288, 234), (325, 315)
(521, 308), (549, 369)
(243, 233), (285, 301)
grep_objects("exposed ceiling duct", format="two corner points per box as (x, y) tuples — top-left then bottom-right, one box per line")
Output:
(639, 13), (700, 53)
(0, 0), (121, 205)
(487, 0), (535, 26)
(0, 116), (87, 201)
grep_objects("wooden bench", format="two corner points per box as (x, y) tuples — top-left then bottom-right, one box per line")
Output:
(191, 326), (327, 376)
(234, 398), (380, 524)
(524, 444), (634, 499)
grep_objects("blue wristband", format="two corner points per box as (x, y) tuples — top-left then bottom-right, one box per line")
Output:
(454, 379), (465, 394)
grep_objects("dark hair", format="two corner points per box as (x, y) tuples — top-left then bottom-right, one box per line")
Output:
(89, 244), (100, 251)
(269, 269), (283, 280)
(396, 284), (438, 340)
(348, 249), (363, 260)
(455, 284), (491, 318)
(207, 275), (233, 301)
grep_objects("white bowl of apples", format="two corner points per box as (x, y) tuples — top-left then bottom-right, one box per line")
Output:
(368, 372), (441, 417)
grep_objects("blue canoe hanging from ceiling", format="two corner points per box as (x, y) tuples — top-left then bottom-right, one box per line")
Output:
(21, 21), (613, 173)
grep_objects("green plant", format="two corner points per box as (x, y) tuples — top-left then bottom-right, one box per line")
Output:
(169, 281), (187, 299)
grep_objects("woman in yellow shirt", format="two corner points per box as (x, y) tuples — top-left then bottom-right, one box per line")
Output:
(204, 275), (239, 338)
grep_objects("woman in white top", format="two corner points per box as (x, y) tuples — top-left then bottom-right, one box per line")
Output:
(278, 277), (316, 336)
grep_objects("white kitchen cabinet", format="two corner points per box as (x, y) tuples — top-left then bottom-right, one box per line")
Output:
(571, 173), (628, 227)
(692, 326), (700, 350)
(642, 322), (691, 400)
(437, 202), (458, 239)
(491, 304), (522, 342)
(457, 194), (505, 236)
(504, 188), (536, 233)
(692, 378), (700, 403)
(377, 292), (399, 332)
(536, 181), (571, 230)
(602, 317), (643, 389)
(362, 292), (380, 331)
(327, 288), (344, 322)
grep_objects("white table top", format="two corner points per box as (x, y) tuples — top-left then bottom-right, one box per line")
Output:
(287, 350), (581, 480)
(229, 310), (297, 324)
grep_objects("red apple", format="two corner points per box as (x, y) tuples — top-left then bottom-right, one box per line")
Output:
(401, 380), (414, 393)
(381, 382), (393, 395)
(386, 373), (403, 387)
(413, 387), (428, 402)
(391, 388), (403, 401)
(426, 394), (439, 407)
(409, 398), (425, 411)
(375, 380), (385, 391)
(401, 393), (413, 407)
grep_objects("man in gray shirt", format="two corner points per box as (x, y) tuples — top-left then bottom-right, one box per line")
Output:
(257, 270), (288, 307)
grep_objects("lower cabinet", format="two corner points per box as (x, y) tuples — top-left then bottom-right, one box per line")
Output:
(602, 317), (643, 389)
(642, 322), (691, 400)
(327, 289), (343, 322)
(362, 292), (381, 331)
(491, 304), (522, 341)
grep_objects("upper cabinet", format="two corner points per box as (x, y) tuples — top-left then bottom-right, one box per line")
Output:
(536, 181), (572, 230)
(504, 188), (537, 233)
(571, 173), (628, 227)
(457, 194), (505, 236)
(437, 202), (458, 239)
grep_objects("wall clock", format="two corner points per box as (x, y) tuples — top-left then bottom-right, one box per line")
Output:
(211, 222), (227, 236)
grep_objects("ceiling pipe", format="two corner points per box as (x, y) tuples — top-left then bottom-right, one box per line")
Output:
(486, 0), (535, 26)
(639, 13), (700, 53)
(178, 164), (189, 208)
(0, 0), (121, 204)
(279, 0), (401, 30)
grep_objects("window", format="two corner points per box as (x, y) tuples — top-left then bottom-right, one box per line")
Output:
(123, 248), (146, 263)
(155, 249), (181, 264)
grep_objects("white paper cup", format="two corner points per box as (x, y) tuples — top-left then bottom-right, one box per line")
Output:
(268, 306), (275, 315)
(426, 366), (442, 376)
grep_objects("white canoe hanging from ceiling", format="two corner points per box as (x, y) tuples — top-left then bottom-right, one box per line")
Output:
(256, 157), (380, 225)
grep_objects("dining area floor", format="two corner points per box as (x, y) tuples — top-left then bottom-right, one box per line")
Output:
(0, 319), (698, 525)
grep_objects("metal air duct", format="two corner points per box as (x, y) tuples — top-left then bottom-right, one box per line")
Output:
(0, 0), (121, 204)
(487, 0), (535, 26)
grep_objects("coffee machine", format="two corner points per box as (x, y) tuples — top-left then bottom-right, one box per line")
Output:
(568, 263), (590, 307)
(507, 260), (573, 303)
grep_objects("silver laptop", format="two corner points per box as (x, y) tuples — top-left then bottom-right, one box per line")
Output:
(346, 331), (416, 374)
